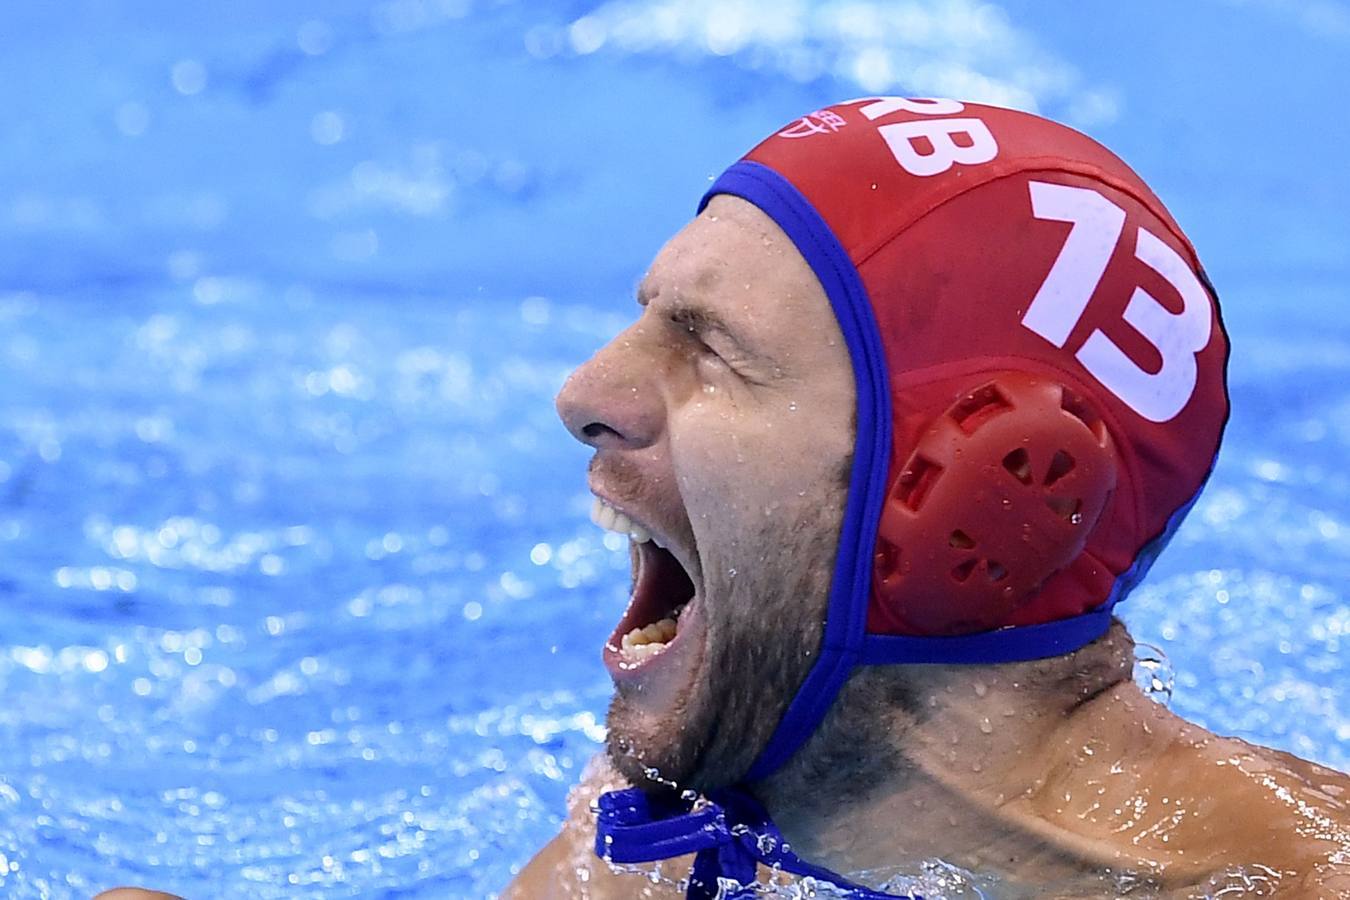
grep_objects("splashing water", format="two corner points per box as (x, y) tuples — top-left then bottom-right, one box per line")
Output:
(643, 766), (683, 792)
(603, 838), (1293, 899)
(1198, 864), (1283, 898)
(1133, 640), (1176, 706)
(853, 859), (991, 898)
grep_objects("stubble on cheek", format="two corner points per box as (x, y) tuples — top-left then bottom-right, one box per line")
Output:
(605, 476), (848, 795)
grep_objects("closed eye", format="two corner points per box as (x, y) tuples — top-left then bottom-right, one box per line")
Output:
(645, 295), (779, 383)
(668, 307), (738, 355)
(669, 308), (739, 369)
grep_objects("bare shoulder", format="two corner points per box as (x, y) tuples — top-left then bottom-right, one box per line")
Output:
(502, 753), (691, 899)
(92, 890), (184, 900)
(1156, 714), (1350, 888)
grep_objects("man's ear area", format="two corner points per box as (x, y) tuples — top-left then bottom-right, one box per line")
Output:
(93, 888), (185, 900)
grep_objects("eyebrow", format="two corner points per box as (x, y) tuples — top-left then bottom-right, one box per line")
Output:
(637, 280), (768, 366)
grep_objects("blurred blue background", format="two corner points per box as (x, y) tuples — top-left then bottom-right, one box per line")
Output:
(0, 2), (1346, 896)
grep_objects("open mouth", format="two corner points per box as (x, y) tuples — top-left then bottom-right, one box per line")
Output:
(590, 497), (698, 674)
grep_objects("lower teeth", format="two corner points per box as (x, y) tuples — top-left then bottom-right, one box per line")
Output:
(620, 606), (686, 657)
(622, 616), (677, 649)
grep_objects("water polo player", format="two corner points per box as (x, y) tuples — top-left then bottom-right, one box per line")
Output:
(508, 98), (1350, 898)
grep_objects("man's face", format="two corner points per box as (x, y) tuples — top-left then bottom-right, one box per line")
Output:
(555, 195), (856, 791)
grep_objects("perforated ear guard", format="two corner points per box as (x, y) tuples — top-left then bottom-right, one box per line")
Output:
(871, 373), (1117, 636)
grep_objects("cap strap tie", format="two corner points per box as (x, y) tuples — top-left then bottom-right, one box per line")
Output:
(595, 787), (925, 899)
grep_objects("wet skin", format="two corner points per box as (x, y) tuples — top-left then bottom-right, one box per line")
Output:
(507, 197), (1350, 898)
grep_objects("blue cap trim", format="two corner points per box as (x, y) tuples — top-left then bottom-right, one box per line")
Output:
(700, 160), (893, 783)
(860, 608), (1113, 665)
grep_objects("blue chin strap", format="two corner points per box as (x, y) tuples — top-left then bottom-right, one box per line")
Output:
(596, 787), (915, 899)
(591, 160), (1133, 898)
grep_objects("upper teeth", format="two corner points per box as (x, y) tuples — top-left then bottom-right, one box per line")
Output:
(591, 498), (652, 544)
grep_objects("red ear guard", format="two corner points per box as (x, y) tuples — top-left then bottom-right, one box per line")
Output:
(871, 373), (1117, 636)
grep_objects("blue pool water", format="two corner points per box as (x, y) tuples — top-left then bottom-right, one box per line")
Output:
(0, 3), (1347, 897)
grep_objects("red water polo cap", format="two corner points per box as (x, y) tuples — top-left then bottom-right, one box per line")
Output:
(697, 98), (1231, 782)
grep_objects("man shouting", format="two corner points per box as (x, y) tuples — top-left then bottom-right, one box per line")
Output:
(508, 99), (1350, 898)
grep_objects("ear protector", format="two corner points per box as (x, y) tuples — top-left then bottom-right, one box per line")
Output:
(871, 372), (1117, 636)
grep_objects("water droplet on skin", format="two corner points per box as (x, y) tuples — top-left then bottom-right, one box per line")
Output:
(727, 568), (737, 578)
(643, 766), (680, 790)
(979, 718), (993, 734)
(1070, 512), (1083, 524)
(973, 682), (988, 697)
(787, 401), (798, 412)
(680, 789), (697, 802)
(703, 383), (716, 395)
(972, 762), (983, 773)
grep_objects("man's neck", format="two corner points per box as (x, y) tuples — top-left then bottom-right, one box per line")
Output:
(750, 622), (1350, 896)
(753, 623), (1154, 889)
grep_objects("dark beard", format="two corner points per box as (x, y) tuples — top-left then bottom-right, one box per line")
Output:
(605, 490), (846, 795)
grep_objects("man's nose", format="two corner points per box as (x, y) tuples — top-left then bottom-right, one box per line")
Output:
(555, 341), (664, 451)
